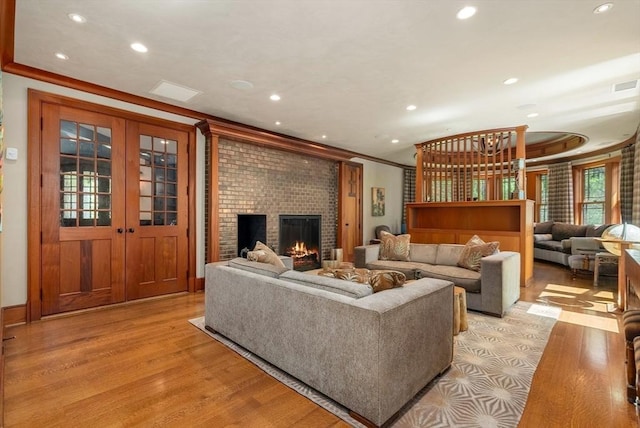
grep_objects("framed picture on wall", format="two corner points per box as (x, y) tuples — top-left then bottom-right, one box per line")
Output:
(372, 187), (385, 216)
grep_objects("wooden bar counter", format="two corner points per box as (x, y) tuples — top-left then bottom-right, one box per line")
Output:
(406, 200), (534, 286)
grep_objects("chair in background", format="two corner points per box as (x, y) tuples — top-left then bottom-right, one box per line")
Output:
(369, 225), (391, 244)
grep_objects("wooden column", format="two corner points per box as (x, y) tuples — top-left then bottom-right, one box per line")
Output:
(514, 125), (528, 199)
(196, 119), (220, 262)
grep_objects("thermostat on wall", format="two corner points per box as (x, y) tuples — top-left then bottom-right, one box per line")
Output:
(5, 147), (18, 160)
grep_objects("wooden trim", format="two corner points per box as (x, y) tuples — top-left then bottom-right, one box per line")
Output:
(195, 277), (205, 292)
(196, 120), (220, 262)
(2, 305), (27, 327)
(27, 90), (43, 322)
(0, 0), (15, 68)
(28, 89), (199, 321)
(187, 127), (197, 291)
(2, 65), (408, 167)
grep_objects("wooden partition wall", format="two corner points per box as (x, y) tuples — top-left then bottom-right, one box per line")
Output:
(406, 200), (534, 286)
(410, 126), (533, 286)
(415, 126), (528, 203)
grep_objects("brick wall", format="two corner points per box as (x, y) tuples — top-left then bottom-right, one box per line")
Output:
(215, 138), (338, 261)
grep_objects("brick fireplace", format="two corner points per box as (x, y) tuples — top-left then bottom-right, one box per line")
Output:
(213, 138), (338, 261)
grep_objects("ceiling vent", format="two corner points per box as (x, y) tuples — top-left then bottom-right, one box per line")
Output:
(150, 80), (202, 102)
(613, 80), (638, 92)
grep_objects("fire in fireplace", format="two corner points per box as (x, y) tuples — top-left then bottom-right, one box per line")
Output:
(279, 215), (321, 271)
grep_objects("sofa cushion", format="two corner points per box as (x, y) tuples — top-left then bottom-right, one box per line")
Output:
(228, 257), (289, 277)
(586, 223), (612, 237)
(534, 240), (566, 252)
(552, 223), (588, 241)
(418, 265), (481, 293)
(409, 243), (438, 264)
(280, 270), (373, 298)
(534, 233), (553, 242)
(458, 236), (500, 272)
(534, 221), (554, 234)
(253, 241), (286, 268)
(435, 244), (464, 266)
(369, 270), (406, 292)
(364, 260), (422, 279)
(379, 231), (411, 261)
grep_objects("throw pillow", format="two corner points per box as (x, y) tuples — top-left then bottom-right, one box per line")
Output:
(369, 270), (406, 292)
(457, 235), (500, 272)
(246, 250), (266, 262)
(253, 241), (286, 268)
(334, 268), (371, 284)
(379, 230), (411, 261)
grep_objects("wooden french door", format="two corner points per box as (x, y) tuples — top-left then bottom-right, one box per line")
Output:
(40, 104), (188, 316)
(337, 162), (363, 262)
(124, 122), (188, 300)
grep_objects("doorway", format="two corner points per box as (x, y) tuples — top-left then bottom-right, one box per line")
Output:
(29, 90), (195, 318)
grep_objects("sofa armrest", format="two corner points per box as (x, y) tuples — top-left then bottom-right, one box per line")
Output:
(480, 251), (521, 317)
(354, 244), (380, 268)
(570, 236), (603, 255)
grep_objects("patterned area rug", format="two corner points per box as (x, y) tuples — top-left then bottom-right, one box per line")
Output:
(190, 301), (557, 427)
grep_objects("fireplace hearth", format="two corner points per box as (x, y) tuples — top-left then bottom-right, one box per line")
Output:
(279, 215), (321, 271)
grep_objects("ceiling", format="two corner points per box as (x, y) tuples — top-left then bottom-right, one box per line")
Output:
(11, 0), (640, 165)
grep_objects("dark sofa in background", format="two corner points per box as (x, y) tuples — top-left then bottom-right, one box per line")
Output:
(533, 221), (611, 266)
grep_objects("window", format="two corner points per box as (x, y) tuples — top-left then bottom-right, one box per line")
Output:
(581, 166), (605, 224)
(537, 174), (548, 222)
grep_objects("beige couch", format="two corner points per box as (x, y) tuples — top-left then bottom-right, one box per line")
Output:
(355, 243), (520, 317)
(205, 257), (454, 426)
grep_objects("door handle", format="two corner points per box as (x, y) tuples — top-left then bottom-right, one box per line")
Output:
(117, 228), (124, 234)
(128, 228), (135, 233)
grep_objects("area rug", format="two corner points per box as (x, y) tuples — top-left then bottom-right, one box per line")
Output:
(189, 301), (557, 427)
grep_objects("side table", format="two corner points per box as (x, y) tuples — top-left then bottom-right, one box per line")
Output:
(593, 252), (619, 286)
(453, 286), (468, 335)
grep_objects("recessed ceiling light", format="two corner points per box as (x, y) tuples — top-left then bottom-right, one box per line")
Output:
(593, 3), (613, 14)
(130, 42), (148, 53)
(406, 105), (417, 111)
(275, 121), (281, 125)
(67, 13), (86, 23)
(55, 52), (69, 60)
(503, 77), (518, 85)
(391, 139), (399, 144)
(270, 94), (281, 101)
(527, 112), (539, 118)
(321, 135), (327, 139)
(457, 6), (477, 20)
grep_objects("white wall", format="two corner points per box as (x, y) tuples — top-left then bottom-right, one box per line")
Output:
(352, 157), (405, 243)
(1, 73), (206, 307)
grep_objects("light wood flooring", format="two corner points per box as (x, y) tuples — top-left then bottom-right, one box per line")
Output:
(2, 262), (638, 427)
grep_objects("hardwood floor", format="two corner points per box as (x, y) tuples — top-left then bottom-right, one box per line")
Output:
(2, 262), (637, 427)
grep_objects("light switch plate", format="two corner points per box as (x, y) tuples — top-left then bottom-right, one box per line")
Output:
(5, 147), (18, 160)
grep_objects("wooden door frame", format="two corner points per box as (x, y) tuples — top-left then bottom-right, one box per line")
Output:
(337, 161), (363, 259)
(27, 89), (197, 321)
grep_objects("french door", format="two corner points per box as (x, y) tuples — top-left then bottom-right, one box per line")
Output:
(39, 103), (189, 316)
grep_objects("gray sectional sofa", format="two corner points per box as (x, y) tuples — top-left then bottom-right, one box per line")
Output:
(354, 242), (521, 317)
(205, 257), (454, 427)
(533, 221), (611, 266)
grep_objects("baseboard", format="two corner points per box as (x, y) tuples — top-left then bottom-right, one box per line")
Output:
(2, 304), (27, 327)
(195, 277), (204, 292)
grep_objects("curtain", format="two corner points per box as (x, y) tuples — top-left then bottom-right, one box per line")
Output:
(548, 162), (574, 223)
(621, 144), (635, 223)
(634, 136), (640, 226)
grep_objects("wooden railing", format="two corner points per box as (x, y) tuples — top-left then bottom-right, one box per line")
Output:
(415, 126), (528, 202)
